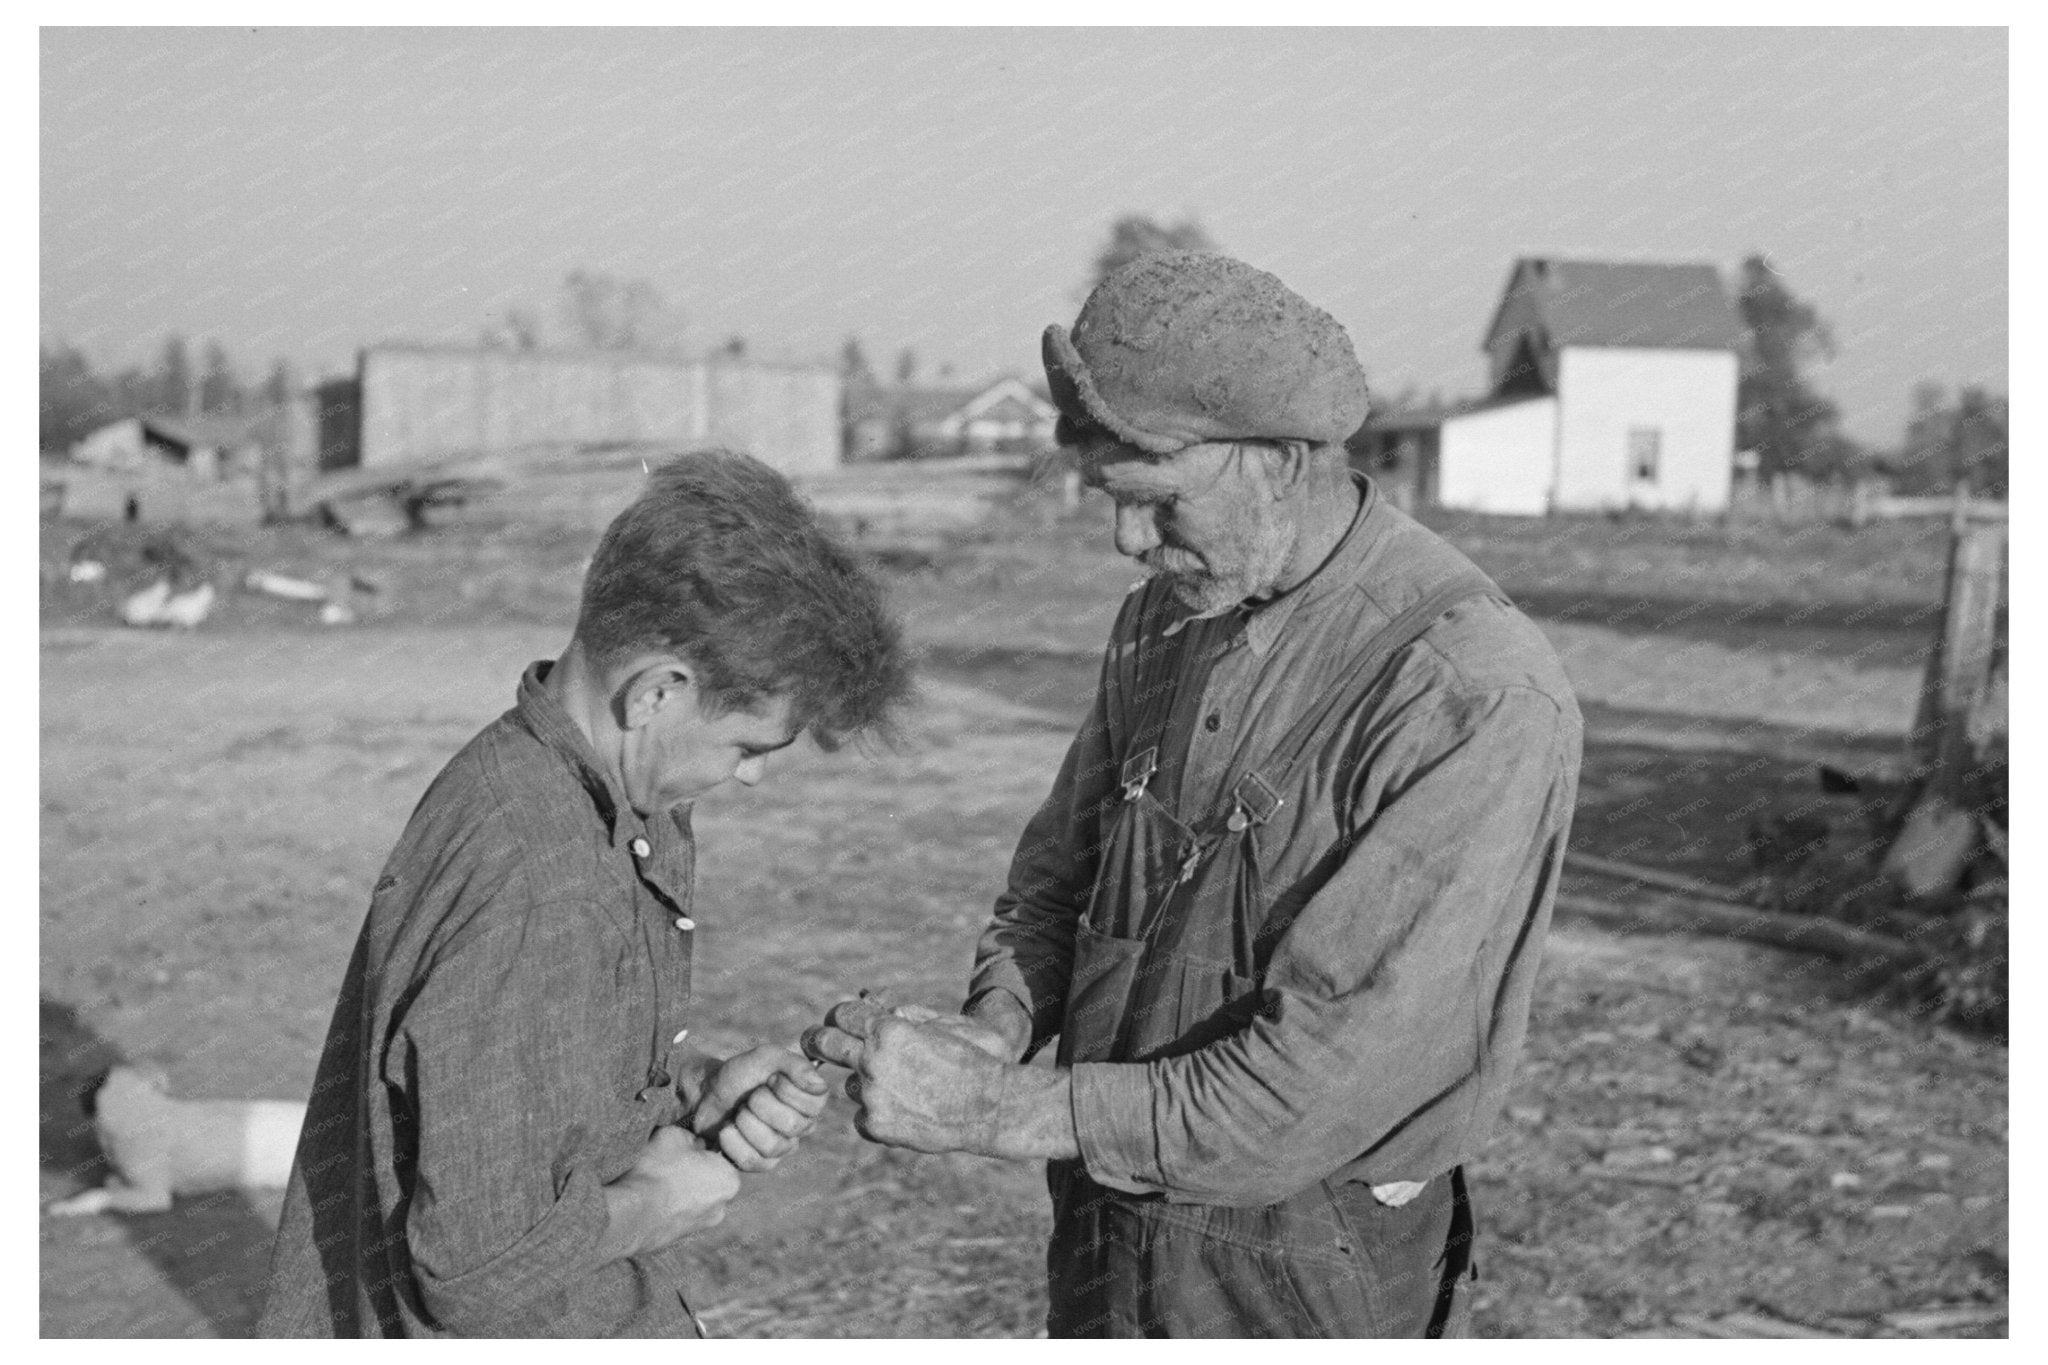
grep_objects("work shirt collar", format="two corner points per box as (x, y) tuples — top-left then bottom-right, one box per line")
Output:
(511, 659), (660, 855)
(1163, 473), (1386, 657)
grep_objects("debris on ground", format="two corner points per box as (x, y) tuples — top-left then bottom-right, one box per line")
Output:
(243, 570), (329, 602)
(1741, 750), (2008, 1037)
(241, 567), (382, 625)
(120, 579), (216, 629)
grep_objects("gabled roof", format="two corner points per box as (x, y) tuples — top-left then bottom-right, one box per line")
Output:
(844, 375), (1052, 428)
(954, 377), (1059, 425)
(142, 412), (263, 449)
(1484, 258), (1742, 352)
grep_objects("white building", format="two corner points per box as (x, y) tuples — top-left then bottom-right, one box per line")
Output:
(1355, 258), (1743, 515)
(69, 414), (264, 480)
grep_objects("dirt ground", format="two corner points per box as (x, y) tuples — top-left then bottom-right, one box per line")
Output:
(38, 494), (2005, 1337)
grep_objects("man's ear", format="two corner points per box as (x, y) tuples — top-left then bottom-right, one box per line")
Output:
(616, 659), (696, 732)
(1248, 439), (1313, 497)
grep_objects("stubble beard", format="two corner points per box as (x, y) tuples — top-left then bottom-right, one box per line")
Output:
(1155, 521), (1294, 616)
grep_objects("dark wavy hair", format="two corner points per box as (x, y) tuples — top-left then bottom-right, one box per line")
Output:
(574, 450), (912, 750)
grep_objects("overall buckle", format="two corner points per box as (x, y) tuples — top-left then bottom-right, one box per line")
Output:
(1121, 747), (1158, 802)
(1227, 771), (1285, 831)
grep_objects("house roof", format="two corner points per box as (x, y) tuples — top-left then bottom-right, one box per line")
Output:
(142, 412), (263, 449)
(1484, 258), (1742, 351)
(1357, 393), (1546, 435)
(845, 374), (1053, 427)
(955, 377), (1059, 425)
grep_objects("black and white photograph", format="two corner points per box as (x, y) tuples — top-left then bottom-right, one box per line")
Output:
(37, 22), (2010, 1339)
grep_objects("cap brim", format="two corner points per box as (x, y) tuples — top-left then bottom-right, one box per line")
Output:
(1041, 325), (1188, 456)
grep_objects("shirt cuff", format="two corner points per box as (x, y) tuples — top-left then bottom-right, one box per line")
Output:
(1069, 1062), (1166, 1195)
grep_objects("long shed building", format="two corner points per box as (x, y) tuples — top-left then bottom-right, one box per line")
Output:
(319, 343), (842, 479)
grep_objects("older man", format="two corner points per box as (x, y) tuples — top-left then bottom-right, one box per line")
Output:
(260, 451), (912, 1337)
(808, 253), (1581, 1337)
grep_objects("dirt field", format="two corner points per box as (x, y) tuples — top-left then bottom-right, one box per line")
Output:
(38, 490), (2005, 1337)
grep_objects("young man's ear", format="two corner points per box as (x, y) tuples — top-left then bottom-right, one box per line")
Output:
(616, 659), (695, 732)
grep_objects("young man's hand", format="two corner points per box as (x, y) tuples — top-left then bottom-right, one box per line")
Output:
(686, 1044), (830, 1173)
(597, 1126), (740, 1262)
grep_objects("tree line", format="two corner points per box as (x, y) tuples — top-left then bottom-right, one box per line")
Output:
(39, 336), (294, 453)
(1733, 254), (2005, 497)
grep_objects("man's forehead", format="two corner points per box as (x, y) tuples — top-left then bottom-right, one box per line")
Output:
(1076, 441), (1194, 493)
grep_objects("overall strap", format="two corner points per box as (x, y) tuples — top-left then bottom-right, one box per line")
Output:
(1220, 574), (1505, 829)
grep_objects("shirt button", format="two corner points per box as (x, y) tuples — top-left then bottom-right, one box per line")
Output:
(1203, 712), (1222, 732)
(630, 837), (651, 858)
(673, 915), (695, 932)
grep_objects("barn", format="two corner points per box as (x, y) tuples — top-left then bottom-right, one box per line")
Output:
(1355, 258), (1743, 515)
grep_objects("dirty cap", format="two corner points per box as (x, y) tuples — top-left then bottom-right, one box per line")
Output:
(1043, 250), (1371, 456)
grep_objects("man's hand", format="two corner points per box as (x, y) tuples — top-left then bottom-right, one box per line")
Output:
(802, 996), (1013, 1071)
(597, 1126), (740, 1263)
(687, 1044), (830, 1173)
(844, 1016), (1006, 1155)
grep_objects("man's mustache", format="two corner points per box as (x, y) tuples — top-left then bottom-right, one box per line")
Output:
(1140, 549), (1206, 576)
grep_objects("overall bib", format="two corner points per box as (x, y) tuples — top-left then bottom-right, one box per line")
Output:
(1046, 576), (1496, 1338)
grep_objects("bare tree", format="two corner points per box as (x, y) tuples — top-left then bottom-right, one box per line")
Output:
(1092, 214), (1219, 287)
(559, 271), (681, 352)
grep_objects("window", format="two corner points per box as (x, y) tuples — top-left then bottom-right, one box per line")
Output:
(1628, 426), (1661, 483)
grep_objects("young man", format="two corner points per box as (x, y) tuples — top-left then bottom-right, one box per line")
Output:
(808, 253), (1582, 1337)
(260, 451), (912, 1337)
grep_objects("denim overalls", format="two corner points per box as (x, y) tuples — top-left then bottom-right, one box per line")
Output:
(1046, 576), (1496, 1338)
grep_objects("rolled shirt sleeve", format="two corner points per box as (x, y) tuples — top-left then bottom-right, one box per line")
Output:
(1070, 682), (1579, 1206)
(386, 897), (626, 1335)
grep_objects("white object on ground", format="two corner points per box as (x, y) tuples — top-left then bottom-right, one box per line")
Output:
(119, 580), (172, 627)
(159, 583), (215, 628)
(123, 580), (215, 629)
(244, 569), (330, 602)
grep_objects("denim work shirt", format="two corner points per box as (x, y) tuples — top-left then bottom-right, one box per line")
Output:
(258, 662), (703, 1337)
(969, 477), (1584, 1206)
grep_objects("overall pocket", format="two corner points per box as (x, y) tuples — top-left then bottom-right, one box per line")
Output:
(1059, 921), (1148, 1065)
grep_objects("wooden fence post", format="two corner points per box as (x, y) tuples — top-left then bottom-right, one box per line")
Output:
(1913, 489), (2007, 784)
(1886, 490), (2007, 896)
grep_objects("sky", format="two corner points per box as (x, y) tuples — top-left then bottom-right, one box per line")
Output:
(40, 26), (2006, 447)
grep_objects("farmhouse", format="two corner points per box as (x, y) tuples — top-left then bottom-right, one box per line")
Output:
(1354, 258), (1742, 515)
(315, 343), (843, 478)
(69, 414), (263, 480)
(844, 375), (1059, 461)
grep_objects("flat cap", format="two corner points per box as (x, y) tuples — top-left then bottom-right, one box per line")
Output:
(1043, 251), (1370, 455)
